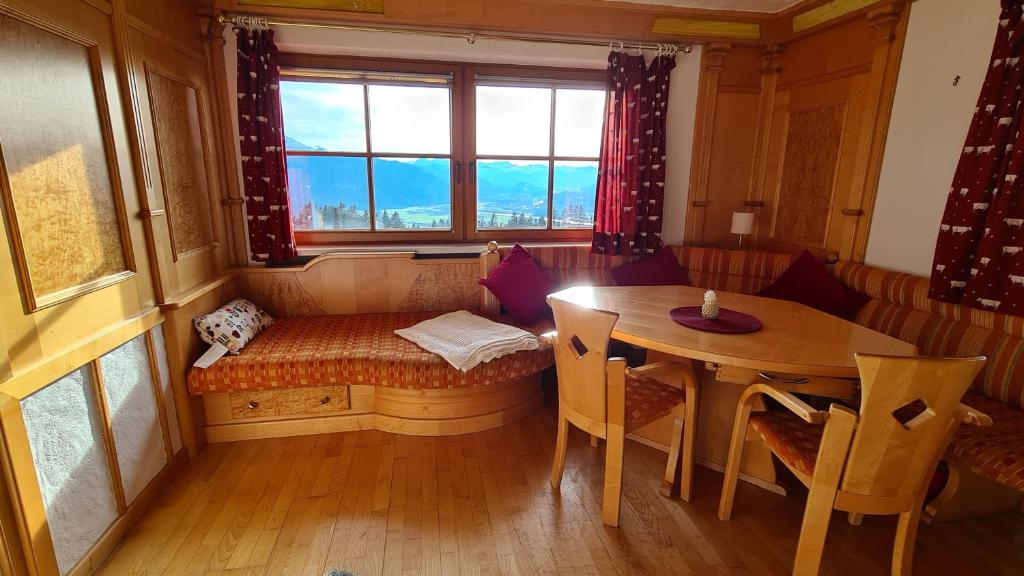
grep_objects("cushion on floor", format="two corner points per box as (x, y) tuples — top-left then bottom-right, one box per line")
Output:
(187, 312), (554, 395)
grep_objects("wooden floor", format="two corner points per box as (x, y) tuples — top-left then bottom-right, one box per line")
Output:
(98, 401), (1024, 575)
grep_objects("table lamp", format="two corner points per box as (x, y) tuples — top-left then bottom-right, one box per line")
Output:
(731, 211), (755, 249)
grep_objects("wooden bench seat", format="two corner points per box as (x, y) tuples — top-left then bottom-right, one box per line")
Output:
(187, 312), (554, 395)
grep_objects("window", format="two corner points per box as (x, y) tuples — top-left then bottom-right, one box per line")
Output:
(475, 82), (605, 231)
(278, 56), (606, 244)
(281, 71), (454, 233)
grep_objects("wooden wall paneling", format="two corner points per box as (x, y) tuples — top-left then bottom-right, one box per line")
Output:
(126, 6), (231, 301)
(770, 101), (849, 248)
(0, 7), (136, 312)
(143, 330), (176, 463)
(158, 273), (239, 457)
(214, 0), (776, 45)
(89, 361), (129, 516)
(685, 42), (732, 244)
(144, 67), (218, 259)
(236, 253), (483, 317)
(109, 0), (168, 307)
(841, 2), (908, 261)
(701, 90), (760, 247)
(744, 45), (783, 240)
(0, 0), (157, 380)
(0, 394), (60, 576)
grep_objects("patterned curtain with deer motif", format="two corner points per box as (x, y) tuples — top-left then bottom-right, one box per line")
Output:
(930, 0), (1024, 313)
(237, 28), (296, 262)
(592, 51), (675, 256)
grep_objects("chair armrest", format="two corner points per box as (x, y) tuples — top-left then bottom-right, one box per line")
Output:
(740, 383), (830, 425)
(955, 403), (993, 427)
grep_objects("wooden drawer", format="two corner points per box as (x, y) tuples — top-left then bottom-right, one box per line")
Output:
(228, 386), (350, 420)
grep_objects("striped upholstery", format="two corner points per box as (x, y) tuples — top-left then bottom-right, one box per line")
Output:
(834, 261), (1024, 410)
(832, 260), (1024, 493)
(672, 246), (793, 295)
(948, 393), (1024, 491)
(504, 244), (792, 295)
(749, 411), (824, 478)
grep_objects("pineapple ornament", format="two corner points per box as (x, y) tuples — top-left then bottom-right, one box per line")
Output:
(701, 290), (720, 320)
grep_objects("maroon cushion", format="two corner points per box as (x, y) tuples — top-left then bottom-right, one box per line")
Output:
(479, 244), (555, 324)
(611, 249), (691, 286)
(756, 250), (870, 320)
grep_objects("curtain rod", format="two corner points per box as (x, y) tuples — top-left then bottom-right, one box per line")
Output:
(218, 13), (693, 54)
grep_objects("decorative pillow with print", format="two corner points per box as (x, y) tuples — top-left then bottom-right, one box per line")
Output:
(193, 298), (273, 354)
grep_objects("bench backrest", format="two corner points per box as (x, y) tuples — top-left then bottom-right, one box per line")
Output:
(835, 261), (1024, 410)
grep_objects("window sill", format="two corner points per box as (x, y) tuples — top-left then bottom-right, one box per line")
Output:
(295, 240), (591, 258)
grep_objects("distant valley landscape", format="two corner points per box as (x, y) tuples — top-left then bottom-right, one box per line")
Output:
(285, 136), (597, 230)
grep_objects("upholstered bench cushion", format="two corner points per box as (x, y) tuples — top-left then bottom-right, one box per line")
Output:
(952, 393), (1024, 491)
(187, 312), (554, 395)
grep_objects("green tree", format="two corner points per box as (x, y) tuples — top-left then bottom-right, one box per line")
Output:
(390, 211), (405, 229)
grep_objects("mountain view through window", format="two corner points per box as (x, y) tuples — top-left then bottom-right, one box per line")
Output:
(279, 71), (605, 237)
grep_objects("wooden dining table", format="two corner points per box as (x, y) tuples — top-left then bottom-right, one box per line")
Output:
(547, 284), (918, 493)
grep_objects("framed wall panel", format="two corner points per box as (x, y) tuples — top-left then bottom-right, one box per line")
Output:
(98, 334), (168, 504)
(0, 9), (135, 312)
(770, 101), (848, 248)
(144, 65), (217, 261)
(20, 366), (119, 575)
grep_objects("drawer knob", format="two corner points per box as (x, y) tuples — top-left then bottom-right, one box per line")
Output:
(247, 401), (260, 409)
(319, 396), (331, 405)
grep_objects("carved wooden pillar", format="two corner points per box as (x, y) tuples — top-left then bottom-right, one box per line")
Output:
(685, 42), (731, 244)
(202, 12), (251, 267)
(744, 45), (782, 236)
(842, 1), (906, 262)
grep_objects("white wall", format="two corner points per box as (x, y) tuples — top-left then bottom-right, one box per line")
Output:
(223, 27), (701, 246)
(864, 0), (1000, 276)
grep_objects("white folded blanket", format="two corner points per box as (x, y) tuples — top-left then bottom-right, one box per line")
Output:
(394, 310), (540, 372)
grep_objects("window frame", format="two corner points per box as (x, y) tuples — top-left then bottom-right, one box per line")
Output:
(278, 54), (605, 245)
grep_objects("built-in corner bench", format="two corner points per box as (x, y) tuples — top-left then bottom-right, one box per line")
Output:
(160, 245), (553, 448)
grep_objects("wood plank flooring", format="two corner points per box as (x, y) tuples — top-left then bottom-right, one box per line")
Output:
(98, 402), (1024, 575)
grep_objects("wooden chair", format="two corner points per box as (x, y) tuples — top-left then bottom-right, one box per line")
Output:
(717, 354), (988, 575)
(547, 298), (698, 527)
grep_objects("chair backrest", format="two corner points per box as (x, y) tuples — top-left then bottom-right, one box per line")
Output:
(547, 297), (619, 428)
(840, 354), (985, 500)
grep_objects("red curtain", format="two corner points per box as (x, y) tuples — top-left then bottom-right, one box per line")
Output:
(237, 29), (296, 262)
(592, 51), (675, 256)
(930, 0), (1024, 313)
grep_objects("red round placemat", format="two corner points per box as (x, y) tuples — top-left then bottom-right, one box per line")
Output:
(670, 307), (763, 334)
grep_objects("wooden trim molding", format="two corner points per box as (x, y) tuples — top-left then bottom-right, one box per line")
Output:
(845, 2), (907, 261)
(685, 42), (732, 244)
(746, 45), (783, 212)
(651, 18), (760, 41)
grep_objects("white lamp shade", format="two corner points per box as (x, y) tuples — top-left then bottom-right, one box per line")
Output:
(731, 211), (755, 235)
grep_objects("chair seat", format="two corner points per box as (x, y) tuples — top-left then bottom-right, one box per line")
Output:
(624, 370), (685, 430)
(750, 411), (824, 478)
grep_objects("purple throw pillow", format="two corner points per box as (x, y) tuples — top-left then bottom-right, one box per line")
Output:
(757, 250), (870, 320)
(479, 243), (555, 324)
(611, 249), (691, 286)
